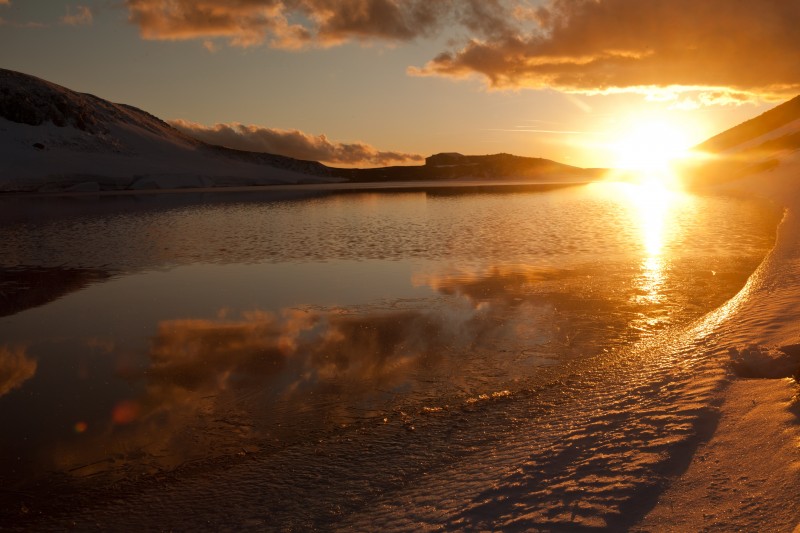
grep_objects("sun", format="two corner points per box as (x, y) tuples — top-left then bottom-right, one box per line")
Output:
(611, 117), (694, 186)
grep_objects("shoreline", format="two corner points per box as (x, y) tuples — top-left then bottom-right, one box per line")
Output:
(1, 173), (797, 529)
(635, 159), (800, 530)
(0, 177), (593, 198)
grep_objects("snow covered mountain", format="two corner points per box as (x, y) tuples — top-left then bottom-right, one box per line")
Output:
(0, 68), (336, 192)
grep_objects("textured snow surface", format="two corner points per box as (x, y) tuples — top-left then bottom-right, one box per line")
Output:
(636, 149), (800, 531)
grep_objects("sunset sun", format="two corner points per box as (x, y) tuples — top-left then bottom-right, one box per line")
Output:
(611, 118), (695, 181)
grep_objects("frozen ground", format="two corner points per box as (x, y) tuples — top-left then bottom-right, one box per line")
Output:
(1, 165), (797, 532)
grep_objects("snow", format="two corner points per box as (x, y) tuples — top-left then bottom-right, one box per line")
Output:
(726, 116), (800, 154)
(0, 69), (342, 192)
(0, 118), (342, 191)
(730, 344), (800, 379)
(635, 378), (800, 532)
(634, 147), (800, 530)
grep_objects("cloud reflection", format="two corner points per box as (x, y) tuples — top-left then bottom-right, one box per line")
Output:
(54, 307), (457, 476)
(0, 345), (36, 397)
(50, 258), (717, 479)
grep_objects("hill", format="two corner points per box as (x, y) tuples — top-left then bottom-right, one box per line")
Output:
(334, 152), (599, 183)
(697, 95), (800, 154)
(0, 69), (598, 193)
(688, 94), (800, 187)
(0, 68), (335, 192)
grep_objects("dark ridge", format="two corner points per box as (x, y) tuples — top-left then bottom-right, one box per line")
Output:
(331, 152), (596, 183)
(202, 143), (332, 176)
(696, 95), (800, 153)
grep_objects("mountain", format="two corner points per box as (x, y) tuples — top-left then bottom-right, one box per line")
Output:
(689, 95), (800, 187)
(696, 95), (800, 154)
(0, 69), (597, 193)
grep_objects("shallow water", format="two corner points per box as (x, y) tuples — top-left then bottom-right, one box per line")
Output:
(0, 182), (780, 520)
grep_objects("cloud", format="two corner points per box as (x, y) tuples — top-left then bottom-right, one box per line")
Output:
(126, 0), (451, 48)
(52, 306), (453, 474)
(47, 263), (654, 477)
(412, 0), (800, 101)
(0, 345), (37, 397)
(127, 1), (800, 102)
(61, 5), (93, 26)
(170, 119), (423, 166)
(124, 0), (503, 49)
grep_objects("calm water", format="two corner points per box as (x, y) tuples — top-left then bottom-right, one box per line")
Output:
(0, 182), (779, 490)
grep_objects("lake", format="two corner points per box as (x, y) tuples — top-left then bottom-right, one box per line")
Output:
(0, 181), (780, 526)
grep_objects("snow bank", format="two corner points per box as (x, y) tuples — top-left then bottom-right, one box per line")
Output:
(712, 150), (800, 361)
(0, 118), (342, 192)
(730, 344), (800, 378)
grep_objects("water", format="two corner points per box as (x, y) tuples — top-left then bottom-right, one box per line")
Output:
(0, 182), (779, 504)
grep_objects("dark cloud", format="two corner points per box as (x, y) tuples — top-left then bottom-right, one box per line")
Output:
(310, 0), (452, 44)
(126, 1), (800, 102)
(412, 0), (800, 101)
(170, 119), (423, 166)
(124, 0), (453, 48)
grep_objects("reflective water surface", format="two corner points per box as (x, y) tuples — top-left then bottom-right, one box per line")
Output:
(0, 182), (779, 490)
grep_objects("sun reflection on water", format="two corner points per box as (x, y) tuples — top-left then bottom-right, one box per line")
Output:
(618, 177), (684, 307)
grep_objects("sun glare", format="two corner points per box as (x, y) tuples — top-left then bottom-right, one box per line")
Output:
(611, 117), (694, 187)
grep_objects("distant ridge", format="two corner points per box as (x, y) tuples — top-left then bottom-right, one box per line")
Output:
(335, 152), (598, 183)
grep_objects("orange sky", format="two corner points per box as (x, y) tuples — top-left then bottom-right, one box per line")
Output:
(1, 1), (798, 167)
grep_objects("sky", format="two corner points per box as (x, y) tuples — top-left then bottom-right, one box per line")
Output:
(1, 1), (799, 168)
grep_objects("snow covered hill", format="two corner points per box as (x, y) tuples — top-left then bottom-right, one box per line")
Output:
(0, 69), (338, 192)
(697, 95), (800, 155)
(689, 95), (800, 187)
